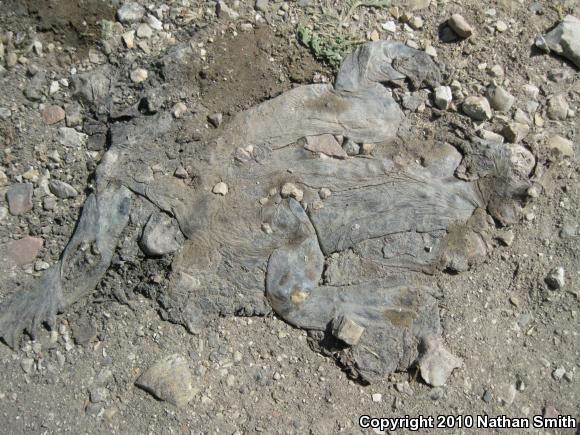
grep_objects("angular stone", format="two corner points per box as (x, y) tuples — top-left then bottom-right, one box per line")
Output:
(7, 236), (43, 266)
(135, 354), (198, 407)
(535, 15), (580, 68)
(117, 2), (145, 23)
(462, 96), (492, 121)
(487, 85), (515, 112)
(434, 86), (452, 110)
(448, 14), (473, 38)
(503, 122), (529, 143)
(305, 134), (347, 158)
(418, 336), (462, 387)
(332, 315), (365, 345)
(140, 213), (182, 257)
(41, 105), (65, 125)
(216, 1), (239, 20)
(49, 180), (78, 199)
(547, 94), (569, 120)
(7, 183), (33, 215)
(65, 104), (83, 127)
(58, 127), (87, 148)
(136, 23), (153, 39)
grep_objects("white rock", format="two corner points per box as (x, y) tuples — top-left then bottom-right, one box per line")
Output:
(371, 393), (382, 402)
(130, 68), (148, 83)
(122, 31), (135, 49)
(381, 21), (397, 33)
(146, 14), (163, 31)
(418, 336), (462, 387)
(172, 102), (187, 118)
(425, 45), (437, 57)
(117, 2), (146, 23)
(495, 21), (508, 32)
(434, 86), (452, 110)
(280, 183), (303, 202)
(212, 182), (228, 196)
(319, 188), (331, 200)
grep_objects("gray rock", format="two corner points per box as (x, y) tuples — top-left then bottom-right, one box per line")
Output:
(547, 94), (569, 120)
(72, 317), (97, 345)
(117, 2), (145, 23)
(482, 390), (492, 403)
(135, 354), (198, 407)
(25, 71), (46, 101)
(255, 0), (269, 12)
(58, 127), (88, 148)
(342, 138), (360, 156)
(139, 212), (182, 257)
(7, 183), (33, 215)
(545, 267), (565, 290)
(216, 1), (239, 20)
(0, 107), (10, 121)
(503, 122), (529, 143)
(65, 104), (83, 127)
(208, 113), (223, 127)
(487, 85), (515, 112)
(559, 224), (577, 238)
(462, 96), (492, 120)
(535, 15), (580, 68)
(89, 387), (109, 403)
(49, 180), (78, 199)
(434, 86), (452, 110)
(136, 23), (153, 39)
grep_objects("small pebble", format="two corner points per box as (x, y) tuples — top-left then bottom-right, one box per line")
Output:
(448, 14), (473, 38)
(212, 182), (228, 196)
(130, 68), (148, 84)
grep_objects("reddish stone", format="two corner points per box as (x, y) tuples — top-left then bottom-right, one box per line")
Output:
(305, 134), (347, 158)
(41, 105), (65, 125)
(6, 183), (33, 215)
(7, 236), (43, 266)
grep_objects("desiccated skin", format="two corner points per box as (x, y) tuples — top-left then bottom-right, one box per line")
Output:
(0, 41), (533, 383)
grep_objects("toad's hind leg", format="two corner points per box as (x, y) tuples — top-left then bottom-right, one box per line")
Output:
(266, 199), (440, 381)
(0, 187), (132, 348)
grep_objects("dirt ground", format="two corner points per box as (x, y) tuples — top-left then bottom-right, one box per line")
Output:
(0, 0), (578, 434)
